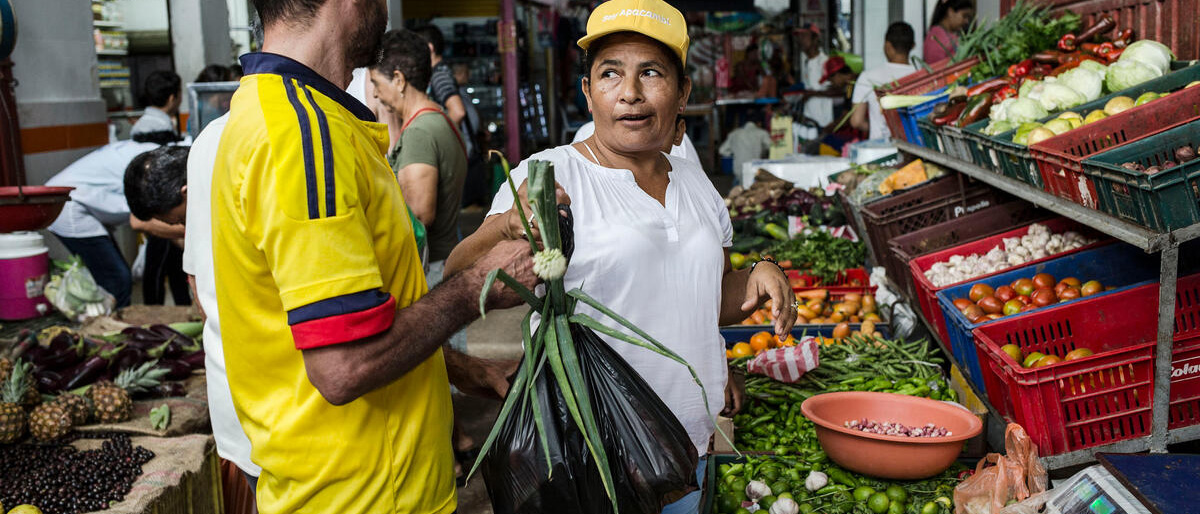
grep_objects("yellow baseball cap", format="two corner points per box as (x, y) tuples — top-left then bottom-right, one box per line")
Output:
(577, 0), (689, 66)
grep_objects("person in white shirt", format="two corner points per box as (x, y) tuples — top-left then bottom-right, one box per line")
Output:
(573, 118), (702, 167)
(851, 22), (918, 140)
(794, 23), (832, 127)
(719, 118), (773, 178)
(130, 70), (183, 144)
(445, 2), (796, 511)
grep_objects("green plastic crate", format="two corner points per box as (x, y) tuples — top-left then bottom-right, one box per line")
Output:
(964, 63), (1200, 189)
(1083, 120), (1200, 231)
(917, 118), (943, 154)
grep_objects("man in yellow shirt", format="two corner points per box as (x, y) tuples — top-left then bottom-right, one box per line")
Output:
(210, 1), (537, 512)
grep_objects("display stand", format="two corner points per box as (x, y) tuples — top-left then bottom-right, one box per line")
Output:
(892, 139), (1200, 470)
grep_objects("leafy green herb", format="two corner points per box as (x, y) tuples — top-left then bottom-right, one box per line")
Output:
(149, 404), (170, 431)
(953, 0), (1080, 79)
(766, 231), (866, 283)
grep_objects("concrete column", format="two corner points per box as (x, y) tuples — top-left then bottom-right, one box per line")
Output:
(169, 0), (232, 103)
(388, 0), (403, 29)
(11, 0), (106, 185)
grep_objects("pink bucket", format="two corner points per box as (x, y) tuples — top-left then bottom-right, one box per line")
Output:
(0, 231), (50, 320)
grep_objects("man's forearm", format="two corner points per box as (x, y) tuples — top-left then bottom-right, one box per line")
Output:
(302, 269), (484, 404)
(718, 268), (753, 325)
(445, 215), (508, 277)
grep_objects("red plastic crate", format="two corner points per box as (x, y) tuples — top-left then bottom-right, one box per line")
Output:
(874, 58), (978, 144)
(1029, 83), (1200, 209)
(971, 273), (1200, 457)
(786, 268), (875, 295)
(908, 217), (1105, 351)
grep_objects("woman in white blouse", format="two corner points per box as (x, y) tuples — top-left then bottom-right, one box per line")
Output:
(446, 1), (796, 511)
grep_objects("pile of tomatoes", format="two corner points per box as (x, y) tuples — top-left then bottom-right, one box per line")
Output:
(952, 273), (1109, 324)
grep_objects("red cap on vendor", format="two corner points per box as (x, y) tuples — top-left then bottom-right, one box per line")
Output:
(820, 56), (851, 83)
(576, 0), (690, 65)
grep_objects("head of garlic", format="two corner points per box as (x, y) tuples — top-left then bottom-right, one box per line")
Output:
(804, 470), (828, 492)
(769, 497), (800, 514)
(745, 480), (772, 501)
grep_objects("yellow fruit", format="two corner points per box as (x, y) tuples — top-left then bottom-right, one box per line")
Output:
(1104, 96), (1135, 116)
(1001, 344), (1023, 363)
(731, 343), (754, 358)
(8, 506), (44, 514)
(1083, 109), (1108, 124)
(1064, 348), (1094, 361)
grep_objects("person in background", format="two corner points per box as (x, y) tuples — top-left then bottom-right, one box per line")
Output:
(413, 25), (467, 129)
(45, 140), (180, 308)
(452, 62), (490, 208)
(794, 23), (832, 127)
(720, 114), (773, 178)
(924, 0), (975, 64)
(850, 22), (917, 140)
(195, 64), (234, 83)
(129, 70), (190, 306)
(211, 0), (536, 512)
(451, 63), (481, 159)
(817, 56), (863, 151)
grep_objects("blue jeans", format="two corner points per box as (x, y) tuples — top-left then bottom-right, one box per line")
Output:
(55, 235), (131, 308)
(662, 458), (708, 514)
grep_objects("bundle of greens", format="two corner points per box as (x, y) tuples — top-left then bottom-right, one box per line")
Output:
(766, 231), (867, 283)
(953, 1), (1080, 79)
(471, 154), (730, 514)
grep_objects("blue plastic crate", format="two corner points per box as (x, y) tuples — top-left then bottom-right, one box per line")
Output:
(896, 86), (950, 147)
(934, 242), (1160, 393)
(720, 324), (892, 347)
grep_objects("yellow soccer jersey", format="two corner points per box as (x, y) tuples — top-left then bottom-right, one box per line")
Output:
(211, 53), (455, 514)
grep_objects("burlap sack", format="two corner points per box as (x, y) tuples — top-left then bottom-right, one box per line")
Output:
(77, 374), (210, 437)
(81, 434), (221, 514)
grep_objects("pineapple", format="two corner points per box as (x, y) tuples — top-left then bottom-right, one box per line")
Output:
(28, 402), (72, 441)
(0, 360), (31, 443)
(53, 392), (91, 425)
(91, 361), (168, 424)
(0, 356), (11, 384)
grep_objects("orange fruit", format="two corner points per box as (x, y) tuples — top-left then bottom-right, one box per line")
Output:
(749, 332), (772, 353)
(750, 310), (767, 324)
(731, 342), (754, 358)
(775, 334), (796, 347)
(725, 349), (735, 359)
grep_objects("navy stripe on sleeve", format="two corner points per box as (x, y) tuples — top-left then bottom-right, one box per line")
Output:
(283, 79), (320, 219)
(286, 289), (393, 325)
(301, 86), (337, 217)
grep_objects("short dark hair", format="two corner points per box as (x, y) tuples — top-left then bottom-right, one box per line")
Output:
(131, 131), (183, 145)
(195, 64), (232, 83)
(885, 22), (915, 55)
(142, 70), (181, 108)
(125, 146), (189, 221)
(251, 0), (327, 28)
(370, 29), (432, 92)
(412, 25), (445, 56)
(582, 33), (687, 91)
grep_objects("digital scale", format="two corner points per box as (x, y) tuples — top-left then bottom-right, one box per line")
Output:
(1042, 454), (1199, 514)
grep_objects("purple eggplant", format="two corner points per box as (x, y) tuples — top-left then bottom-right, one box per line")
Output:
(122, 326), (167, 348)
(149, 382), (186, 398)
(112, 346), (149, 374)
(60, 356), (109, 391)
(156, 360), (193, 381)
(181, 350), (206, 370)
(35, 370), (63, 393)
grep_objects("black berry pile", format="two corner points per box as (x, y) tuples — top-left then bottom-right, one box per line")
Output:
(0, 432), (155, 514)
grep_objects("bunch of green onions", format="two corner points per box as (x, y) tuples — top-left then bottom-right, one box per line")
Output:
(468, 153), (733, 512)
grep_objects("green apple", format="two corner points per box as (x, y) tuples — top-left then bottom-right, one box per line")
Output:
(1083, 109), (1108, 125)
(1044, 118), (1074, 135)
(1134, 92), (1160, 106)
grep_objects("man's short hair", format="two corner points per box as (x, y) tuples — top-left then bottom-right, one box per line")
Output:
(412, 25), (445, 56)
(125, 146), (189, 221)
(142, 70), (181, 108)
(251, 0), (327, 28)
(885, 22), (915, 55)
(371, 29), (432, 92)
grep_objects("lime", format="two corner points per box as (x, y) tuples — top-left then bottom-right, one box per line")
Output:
(717, 494), (742, 514)
(761, 467), (781, 482)
(735, 508), (753, 514)
(770, 481), (790, 497)
(799, 503), (815, 514)
(888, 500), (905, 514)
(885, 485), (909, 504)
(922, 501), (940, 514)
(731, 479), (748, 497)
(868, 492), (891, 514)
(777, 492), (794, 500)
(853, 486), (876, 502)
(760, 495), (777, 510)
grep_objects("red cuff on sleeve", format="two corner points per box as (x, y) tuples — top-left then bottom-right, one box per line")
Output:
(291, 295), (396, 349)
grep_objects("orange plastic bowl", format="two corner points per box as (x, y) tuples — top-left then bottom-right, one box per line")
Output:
(801, 391), (982, 479)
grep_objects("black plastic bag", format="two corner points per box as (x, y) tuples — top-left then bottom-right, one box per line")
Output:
(480, 320), (699, 514)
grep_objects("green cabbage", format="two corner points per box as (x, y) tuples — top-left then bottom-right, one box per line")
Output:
(990, 97), (1049, 124)
(1077, 59), (1108, 75)
(982, 119), (1016, 136)
(1019, 79), (1041, 99)
(1119, 40), (1174, 74)
(1058, 68), (1104, 102)
(1106, 59), (1164, 92)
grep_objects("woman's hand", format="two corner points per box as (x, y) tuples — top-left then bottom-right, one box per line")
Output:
(741, 261), (798, 338)
(501, 181), (572, 244)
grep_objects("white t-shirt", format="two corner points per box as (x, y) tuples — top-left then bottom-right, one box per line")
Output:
(488, 145), (732, 455)
(851, 62), (917, 140)
(572, 121), (702, 168)
(46, 140), (162, 238)
(180, 113), (261, 476)
(801, 51), (833, 127)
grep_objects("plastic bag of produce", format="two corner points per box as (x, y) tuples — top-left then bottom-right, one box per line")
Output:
(480, 323), (699, 514)
(953, 424), (1048, 514)
(747, 336), (820, 382)
(473, 157), (711, 514)
(43, 256), (116, 321)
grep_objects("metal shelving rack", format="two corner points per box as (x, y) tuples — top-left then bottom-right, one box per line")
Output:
(892, 139), (1200, 469)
